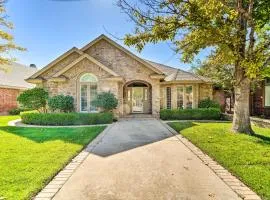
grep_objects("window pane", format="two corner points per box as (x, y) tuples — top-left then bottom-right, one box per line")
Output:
(166, 87), (171, 109)
(90, 84), (97, 111)
(144, 88), (148, 100)
(80, 73), (98, 82)
(265, 86), (270, 106)
(80, 85), (87, 112)
(128, 89), (131, 101)
(177, 86), (184, 109)
(185, 85), (193, 109)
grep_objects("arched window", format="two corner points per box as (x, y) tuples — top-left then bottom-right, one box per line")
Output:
(79, 73), (98, 112)
(80, 73), (98, 83)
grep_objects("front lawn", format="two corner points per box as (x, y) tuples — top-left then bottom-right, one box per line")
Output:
(0, 115), (105, 200)
(169, 122), (270, 200)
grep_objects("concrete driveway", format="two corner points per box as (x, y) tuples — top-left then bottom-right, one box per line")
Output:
(53, 119), (240, 200)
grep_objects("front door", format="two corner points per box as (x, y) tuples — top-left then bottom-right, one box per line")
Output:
(132, 87), (144, 113)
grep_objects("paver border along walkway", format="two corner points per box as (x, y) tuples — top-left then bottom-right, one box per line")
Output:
(162, 122), (261, 200)
(33, 124), (114, 200)
(34, 119), (261, 200)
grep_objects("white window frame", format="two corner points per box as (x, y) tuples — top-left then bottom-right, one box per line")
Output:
(79, 73), (98, 113)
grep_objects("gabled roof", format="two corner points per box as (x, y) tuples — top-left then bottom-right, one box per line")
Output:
(52, 54), (119, 77)
(146, 60), (212, 83)
(28, 47), (83, 79)
(26, 34), (211, 84)
(0, 62), (38, 89)
(81, 34), (164, 75)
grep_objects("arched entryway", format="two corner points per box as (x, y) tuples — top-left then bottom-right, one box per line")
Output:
(123, 80), (152, 115)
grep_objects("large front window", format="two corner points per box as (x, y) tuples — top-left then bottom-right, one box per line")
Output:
(265, 78), (270, 107)
(80, 73), (98, 112)
(176, 85), (193, 109)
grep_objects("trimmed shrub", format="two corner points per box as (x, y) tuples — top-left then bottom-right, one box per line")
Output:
(48, 95), (74, 112)
(8, 108), (33, 115)
(17, 88), (48, 112)
(21, 112), (113, 126)
(198, 98), (220, 109)
(91, 92), (118, 112)
(8, 108), (24, 115)
(160, 108), (221, 120)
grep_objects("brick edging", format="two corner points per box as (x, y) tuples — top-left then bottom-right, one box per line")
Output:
(33, 123), (114, 200)
(161, 121), (262, 200)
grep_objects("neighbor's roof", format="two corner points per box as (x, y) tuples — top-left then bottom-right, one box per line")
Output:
(145, 60), (212, 82)
(0, 62), (38, 90)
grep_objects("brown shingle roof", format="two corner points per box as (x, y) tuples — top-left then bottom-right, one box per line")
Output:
(0, 62), (38, 89)
(145, 60), (212, 83)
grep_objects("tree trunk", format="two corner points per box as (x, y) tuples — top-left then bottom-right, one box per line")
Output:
(232, 77), (254, 134)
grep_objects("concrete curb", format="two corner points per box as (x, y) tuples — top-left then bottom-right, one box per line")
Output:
(161, 121), (261, 200)
(8, 119), (111, 128)
(33, 123), (115, 200)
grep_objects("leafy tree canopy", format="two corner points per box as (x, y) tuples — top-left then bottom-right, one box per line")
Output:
(118, 0), (270, 134)
(0, 0), (25, 71)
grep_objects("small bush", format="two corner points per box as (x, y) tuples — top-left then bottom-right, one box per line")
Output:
(17, 88), (48, 112)
(91, 92), (118, 112)
(8, 108), (24, 115)
(198, 98), (220, 109)
(8, 108), (33, 115)
(48, 95), (74, 112)
(21, 112), (113, 126)
(160, 108), (221, 120)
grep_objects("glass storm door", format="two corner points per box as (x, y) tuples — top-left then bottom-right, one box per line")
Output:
(132, 87), (144, 113)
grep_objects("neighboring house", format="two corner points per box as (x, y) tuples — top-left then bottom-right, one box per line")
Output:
(250, 78), (270, 118)
(0, 62), (37, 114)
(26, 34), (213, 117)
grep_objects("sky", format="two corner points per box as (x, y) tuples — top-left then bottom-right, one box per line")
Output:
(5, 0), (210, 70)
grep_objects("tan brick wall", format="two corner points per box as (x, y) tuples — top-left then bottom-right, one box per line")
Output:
(40, 52), (81, 79)
(35, 39), (213, 117)
(84, 39), (161, 116)
(0, 88), (20, 113)
(41, 58), (120, 113)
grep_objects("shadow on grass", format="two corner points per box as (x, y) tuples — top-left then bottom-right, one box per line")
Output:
(168, 121), (197, 133)
(252, 133), (270, 144)
(0, 126), (105, 145)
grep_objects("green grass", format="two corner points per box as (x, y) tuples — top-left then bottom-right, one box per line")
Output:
(0, 115), (105, 200)
(169, 121), (270, 200)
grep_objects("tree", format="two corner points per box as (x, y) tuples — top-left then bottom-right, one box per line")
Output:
(91, 92), (118, 112)
(117, 0), (270, 134)
(17, 88), (48, 113)
(192, 50), (235, 96)
(0, 0), (25, 71)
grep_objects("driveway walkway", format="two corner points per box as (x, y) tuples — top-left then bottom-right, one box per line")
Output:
(53, 119), (240, 200)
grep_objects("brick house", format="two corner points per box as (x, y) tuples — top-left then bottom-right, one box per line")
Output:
(26, 34), (213, 117)
(0, 62), (37, 114)
(250, 78), (270, 118)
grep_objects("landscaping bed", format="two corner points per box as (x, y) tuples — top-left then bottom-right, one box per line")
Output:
(0, 115), (105, 200)
(160, 108), (221, 120)
(21, 112), (113, 126)
(169, 121), (270, 200)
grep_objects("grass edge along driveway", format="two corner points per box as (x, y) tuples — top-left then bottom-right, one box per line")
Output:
(169, 121), (270, 200)
(0, 115), (105, 200)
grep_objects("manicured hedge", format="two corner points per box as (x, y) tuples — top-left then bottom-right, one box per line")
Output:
(21, 112), (113, 126)
(160, 108), (221, 120)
